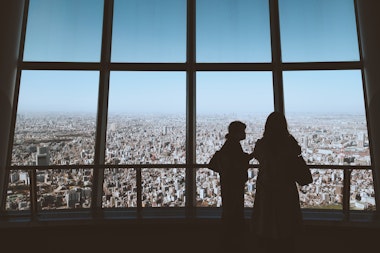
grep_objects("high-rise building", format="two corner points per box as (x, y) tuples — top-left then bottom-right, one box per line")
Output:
(36, 146), (49, 166)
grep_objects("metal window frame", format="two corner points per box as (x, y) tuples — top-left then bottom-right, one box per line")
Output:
(1, 0), (375, 221)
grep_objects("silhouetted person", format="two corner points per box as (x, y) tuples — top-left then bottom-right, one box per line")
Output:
(209, 121), (254, 252)
(251, 111), (303, 253)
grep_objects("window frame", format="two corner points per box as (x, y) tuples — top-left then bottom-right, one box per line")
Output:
(1, 0), (374, 221)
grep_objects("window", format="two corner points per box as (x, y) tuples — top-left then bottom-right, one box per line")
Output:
(3, 0), (375, 218)
(196, 0), (271, 62)
(279, 0), (359, 62)
(23, 0), (103, 62)
(112, 0), (186, 62)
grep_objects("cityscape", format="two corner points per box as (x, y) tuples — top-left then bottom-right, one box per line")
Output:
(7, 112), (375, 212)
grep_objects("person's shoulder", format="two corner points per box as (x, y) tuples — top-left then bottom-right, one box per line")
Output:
(288, 134), (298, 143)
(253, 138), (266, 151)
(255, 138), (264, 144)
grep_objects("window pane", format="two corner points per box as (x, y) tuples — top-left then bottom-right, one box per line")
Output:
(279, 0), (359, 62)
(299, 168), (343, 209)
(283, 70), (370, 166)
(196, 168), (258, 208)
(350, 169), (376, 211)
(102, 168), (137, 208)
(196, 168), (221, 207)
(6, 170), (31, 211)
(37, 169), (92, 210)
(24, 0), (103, 62)
(142, 168), (186, 207)
(197, 0), (271, 62)
(245, 168), (258, 207)
(112, 0), (186, 62)
(12, 71), (98, 165)
(107, 72), (186, 164)
(196, 71), (273, 164)
(196, 72), (272, 207)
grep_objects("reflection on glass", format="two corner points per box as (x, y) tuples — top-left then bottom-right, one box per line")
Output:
(107, 72), (186, 164)
(112, 0), (186, 62)
(283, 70), (370, 166)
(197, 0), (271, 62)
(196, 72), (273, 164)
(36, 169), (92, 210)
(12, 71), (98, 166)
(299, 169), (343, 209)
(102, 168), (137, 208)
(350, 169), (376, 210)
(24, 0), (103, 62)
(6, 170), (31, 211)
(279, 0), (359, 62)
(141, 168), (185, 207)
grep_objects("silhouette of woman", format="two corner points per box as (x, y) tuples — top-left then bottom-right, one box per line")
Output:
(251, 112), (303, 253)
(209, 120), (254, 252)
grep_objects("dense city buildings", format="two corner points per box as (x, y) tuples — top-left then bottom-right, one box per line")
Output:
(7, 112), (375, 212)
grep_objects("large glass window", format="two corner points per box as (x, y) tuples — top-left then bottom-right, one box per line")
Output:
(141, 168), (185, 207)
(12, 71), (99, 166)
(279, 0), (359, 62)
(5, 170), (31, 211)
(299, 168), (344, 210)
(196, 0), (271, 62)
(196, 71), (273, 207)
(37, 168), (93, 210)
(4, 0), (375, 219)
(107, 71), (186, 164)
(24, 0), (104, 62)
(283, 70), (369, 166)
(102, 168), (137, 208)
(112, 0), (186, 62)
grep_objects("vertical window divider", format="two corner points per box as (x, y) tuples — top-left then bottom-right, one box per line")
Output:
(343, 168), (352, 221)
(92, 0), (114, 218)
(269, 0), (284, 113)
(136, 167), (142, 218)
(354, 0), (379, 211)
(185, 0), (196, 219)
(1, 0), (29, 214)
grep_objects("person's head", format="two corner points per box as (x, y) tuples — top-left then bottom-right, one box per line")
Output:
(225, 121), (246, 141)
(263, 111), (289, 138)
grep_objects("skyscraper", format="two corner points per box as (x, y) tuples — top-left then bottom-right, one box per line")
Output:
(36, 146), (49, 166)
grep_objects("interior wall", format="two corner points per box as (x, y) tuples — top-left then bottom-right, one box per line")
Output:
(0, 1), (25, 202)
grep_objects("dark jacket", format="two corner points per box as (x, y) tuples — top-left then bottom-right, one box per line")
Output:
(251, 135), (303, 239)
(211, 139), (251, 221)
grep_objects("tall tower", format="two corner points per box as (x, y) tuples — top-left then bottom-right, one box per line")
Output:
(357, 132), (365, 148)
(36, 146), (49, 166)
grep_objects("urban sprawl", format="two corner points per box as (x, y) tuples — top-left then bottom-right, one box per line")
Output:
(7, 113), (375, 212)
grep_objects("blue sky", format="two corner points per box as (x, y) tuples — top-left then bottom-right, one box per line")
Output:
(19, 0), (364, 115)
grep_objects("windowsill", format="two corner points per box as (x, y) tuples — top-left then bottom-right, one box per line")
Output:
(1, 208), (379, 229)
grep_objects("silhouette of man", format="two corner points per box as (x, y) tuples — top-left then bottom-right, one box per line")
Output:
(209, 121), (254, 252)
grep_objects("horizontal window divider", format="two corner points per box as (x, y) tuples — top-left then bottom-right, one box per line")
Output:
(20, 62), (362, 72)
(21, 61), (101, 70)
(282, 61), (362, 71)
(195, 63), (273, 71)
(110, 63), (187, 71)
(8, 164), (370, 170)
(307, 164), (371, 170)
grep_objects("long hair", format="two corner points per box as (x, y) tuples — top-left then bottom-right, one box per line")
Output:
(263, 111), (290, 141)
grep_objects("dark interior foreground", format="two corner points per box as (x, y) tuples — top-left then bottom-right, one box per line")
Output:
(2, 218), (380, 253)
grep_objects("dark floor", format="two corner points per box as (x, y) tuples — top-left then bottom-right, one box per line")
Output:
(2, 219), (380, 253)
